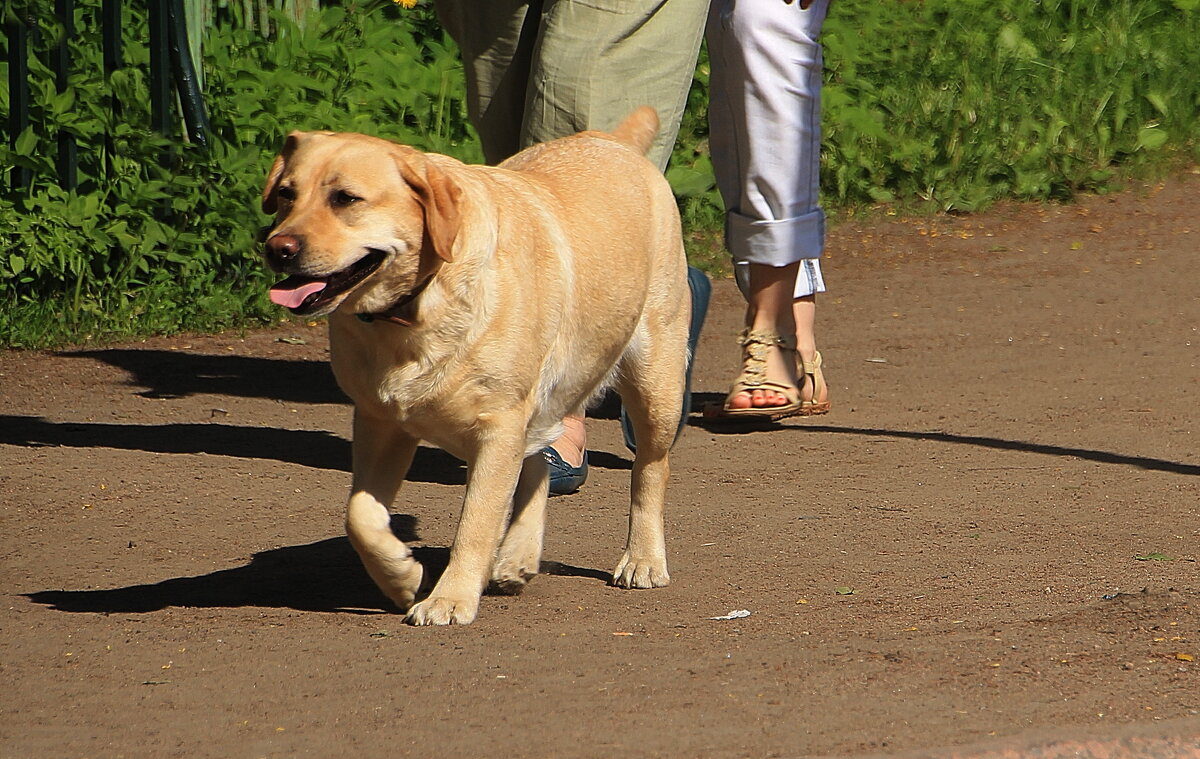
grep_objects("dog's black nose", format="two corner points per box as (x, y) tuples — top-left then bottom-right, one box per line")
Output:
(265, 234), (303, 267)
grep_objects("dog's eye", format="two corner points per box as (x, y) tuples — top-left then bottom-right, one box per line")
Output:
(331, 190), (361, 208)
(276, 186), (296, 203)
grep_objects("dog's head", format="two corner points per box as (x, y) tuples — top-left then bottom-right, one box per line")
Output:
(260, 131), (462, 317)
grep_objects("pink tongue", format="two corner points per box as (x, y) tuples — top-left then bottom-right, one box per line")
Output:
(269, 278), (327, 309)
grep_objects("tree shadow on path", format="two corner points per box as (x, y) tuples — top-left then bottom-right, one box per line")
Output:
(0, 415), (469, 484)
(65, 349), (346, 404)
(691, 392), (1200, 477)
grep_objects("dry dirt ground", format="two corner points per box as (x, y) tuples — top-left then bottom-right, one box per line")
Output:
(2, 172), (1198, 759)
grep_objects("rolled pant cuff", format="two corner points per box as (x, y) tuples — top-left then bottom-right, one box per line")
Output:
(726, 207), (826, 266)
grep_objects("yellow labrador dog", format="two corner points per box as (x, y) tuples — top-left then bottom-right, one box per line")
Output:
(260, 107), (690, 625)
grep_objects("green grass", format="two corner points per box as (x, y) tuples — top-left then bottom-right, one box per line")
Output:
(2, 0), (1197, 348)
(818, 0), (1200, 210)
(0, 279), (276, 348)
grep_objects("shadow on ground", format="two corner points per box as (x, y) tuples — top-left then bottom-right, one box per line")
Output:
(25, 515), (610, 615)
(690, 393), (1200, 477)
(64, 349), (346, 404)
(0, 415), (471, 483)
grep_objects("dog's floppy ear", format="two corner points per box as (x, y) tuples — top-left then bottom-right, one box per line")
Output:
(261, 132), (305, 215)
(395, 153), (462, 263)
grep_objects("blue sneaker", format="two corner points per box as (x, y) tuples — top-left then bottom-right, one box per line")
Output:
(621, 265), (712, 452)
(543, 446), (588, 496)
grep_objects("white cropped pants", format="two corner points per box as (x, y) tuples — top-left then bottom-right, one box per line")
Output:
(707, 0), (830, 298)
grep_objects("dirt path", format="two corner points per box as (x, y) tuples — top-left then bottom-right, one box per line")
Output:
(2, 172), (1198, 758)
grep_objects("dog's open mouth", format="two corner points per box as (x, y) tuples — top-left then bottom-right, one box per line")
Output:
(268, 249), (387, 314)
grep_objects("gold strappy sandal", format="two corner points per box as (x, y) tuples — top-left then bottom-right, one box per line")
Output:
(796, 350), (831, 416)
(713, 329), (805, 420)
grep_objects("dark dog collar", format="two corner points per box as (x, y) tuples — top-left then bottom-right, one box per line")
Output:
(356, 265), (439, 327)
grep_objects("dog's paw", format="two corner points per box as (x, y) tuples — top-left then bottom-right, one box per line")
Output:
(405, 595), (479, 626)
(366, 557), (424, 612)
(488, 552), (539, 595)
(382, 582), (420, 612)
(488, 566), (535, 596)
(610, 553), (670, 589)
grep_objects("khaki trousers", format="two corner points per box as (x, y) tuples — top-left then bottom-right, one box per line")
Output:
(436, 0), (710, 171)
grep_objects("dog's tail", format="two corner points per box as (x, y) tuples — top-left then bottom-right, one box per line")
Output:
(610, 106), (660, 157)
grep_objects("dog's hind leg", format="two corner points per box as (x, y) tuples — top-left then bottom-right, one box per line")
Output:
(490, 453), (551, 595)
(611, 332), (687, 589)
(345, 410), (424, 612)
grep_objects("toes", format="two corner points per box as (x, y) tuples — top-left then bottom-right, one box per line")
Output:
(750, 389), (785, 409)
(611, 554), (670, 589)
(728, 388), (792, 411)
(727, 390), (753, 410)
(405, 596), (479, 626)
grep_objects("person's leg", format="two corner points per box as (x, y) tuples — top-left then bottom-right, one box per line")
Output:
(725, 261), (798, 410)
(435, 0), (540, 164)
(716, 0), (828, 265)
(442, 0), (710, 166)
(523, 0), (710, 171)
(791, 258), (828, 409)
(708, 0), (830, 414)
(793, 296), (817, 365)
(443, 0), (712, 481)
(438, 0), (587, 492)
(522, 0), (713, 459)
(792, 293), (828, 412)
(724, 267), (828, 412)
(542, 411), (588, 494)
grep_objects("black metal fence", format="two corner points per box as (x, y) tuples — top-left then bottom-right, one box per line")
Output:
(5, 0), (210, 192)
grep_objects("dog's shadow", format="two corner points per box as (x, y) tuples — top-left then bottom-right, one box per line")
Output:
(25, 515), (609, 615)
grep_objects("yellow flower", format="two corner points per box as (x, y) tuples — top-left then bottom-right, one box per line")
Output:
(392, 0), (418, 6)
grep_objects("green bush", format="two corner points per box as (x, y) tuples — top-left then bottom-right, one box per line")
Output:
(820, 0), (1200, 209)
(1, 2), (477, 347)
(667, 0), (1200, 217)
(2, 0), (1197, 347)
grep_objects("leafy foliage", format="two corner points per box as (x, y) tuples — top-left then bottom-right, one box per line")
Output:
(0, 2), (476, 347)
(1, 0), (1197, 347)
(670, 0), (1200, 216)
(817, 0), (1200, 210)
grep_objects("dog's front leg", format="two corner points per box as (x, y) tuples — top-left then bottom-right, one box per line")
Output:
(406, 423), (526, 626)
(345, 410), (424, 611)
(490, 453), (551, 594)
